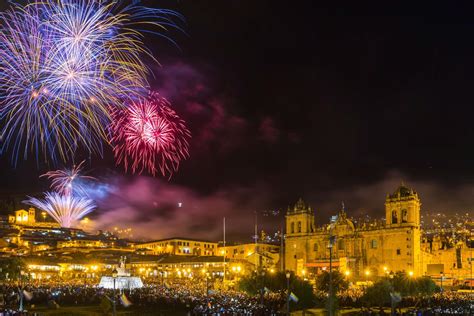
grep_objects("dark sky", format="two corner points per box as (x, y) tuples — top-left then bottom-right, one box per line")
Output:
(1, 1), (474, 241)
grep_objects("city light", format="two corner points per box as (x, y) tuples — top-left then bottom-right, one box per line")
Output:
(0, 1), (472, 315)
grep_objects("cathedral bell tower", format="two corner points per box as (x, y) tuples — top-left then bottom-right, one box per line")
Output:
(385, 184), (421, 227)
(286, 198), (315, 236)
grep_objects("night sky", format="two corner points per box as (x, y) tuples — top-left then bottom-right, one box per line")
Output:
(1, 1), (474, 241)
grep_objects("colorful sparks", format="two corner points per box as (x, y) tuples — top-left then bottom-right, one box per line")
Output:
(24, 192), (96, 228)
(41, 160), (97, 196)
(0, 0), (183, 165)
(110, 92), (191, 177)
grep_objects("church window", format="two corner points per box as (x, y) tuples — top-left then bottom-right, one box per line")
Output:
(392, 210), (398, 224)
(297, 221), (302, 233)
(396, 249), (401, 255)
(402, 209), (408, 223)
(338, 239), (344, 250)
(291, 222), (295, 234)
(371, 239), (377, 249)
(313, 243), (318, 252)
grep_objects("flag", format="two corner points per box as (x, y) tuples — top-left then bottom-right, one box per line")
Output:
(289, 292), (299, 303)
(23, 290), (33, 301)
(120, 293), (132, 307)
(390, 292), (401, 303)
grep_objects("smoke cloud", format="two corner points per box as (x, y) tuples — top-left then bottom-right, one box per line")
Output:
(89, 170), (473, 242)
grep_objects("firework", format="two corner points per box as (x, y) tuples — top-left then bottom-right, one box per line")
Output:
(24, 192), (95, 228)
(0, 0), (183, 164)
(110, 92), (191, 177)
(41, 160), (96, 196)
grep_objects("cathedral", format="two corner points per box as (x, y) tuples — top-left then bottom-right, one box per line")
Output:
(285, 184), (472, 281)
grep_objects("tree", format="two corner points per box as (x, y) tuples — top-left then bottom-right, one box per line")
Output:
(315, 270), (349, 293)
(315, 271), (349, 315)
(362, 279), (392, 308)
(390, 272), (436, 297)
(0, 257), (26, 280)
(237, 271), (316, 310)
(413, 277), (436, 297)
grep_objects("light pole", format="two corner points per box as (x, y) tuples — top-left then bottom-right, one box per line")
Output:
(286, 272), (291, 316)
(205, 272), (210, 296)
(389, 271), (395, 316)
(470, 247), (472, 293)
(112, 268), (118, 316)
(18, 269), (24, 312)
(440, 271), (444, 292)
(260, 270), (265, 306)
(328, 235), (336, 316)
(327, 215), (337, 316)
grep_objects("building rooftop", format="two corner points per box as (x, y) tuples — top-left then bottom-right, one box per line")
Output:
(140, 237), (217, 244)
(387, 184), (419, 200)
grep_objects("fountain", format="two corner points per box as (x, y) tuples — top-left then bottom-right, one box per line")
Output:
(99, 256), (143, 290)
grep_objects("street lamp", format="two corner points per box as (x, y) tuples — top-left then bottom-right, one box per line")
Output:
(328, 235), (336, 316)
(286, 272), (291, 316)
(260, 270), (265, 306)
(112, 268), (118, 316)
(440, 272), (444, 292)
(389, 271), (395, 316)
(18, 269), (25, 312)
(408, 271), (414, 278)
(364, 269), (371, 283)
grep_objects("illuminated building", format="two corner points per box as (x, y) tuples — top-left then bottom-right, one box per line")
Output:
(285, 185), (473, 280)
(218, 242), (280, 270)
(8, 208), (59, 228)
(139, 237), (218, 256)
(57, 238), (108, 249)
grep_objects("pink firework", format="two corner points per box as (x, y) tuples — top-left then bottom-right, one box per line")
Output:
(110, 92), (191, 177)
(41, 160), (96, 196)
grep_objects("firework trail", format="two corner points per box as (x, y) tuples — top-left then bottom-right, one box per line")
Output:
(41, 160), (97, 196)
(24, 192), (95, 228)
(110, 92), (191, 177)
(0, 0), (183, 164)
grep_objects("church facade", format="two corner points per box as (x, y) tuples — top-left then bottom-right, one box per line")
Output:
(285, 185), (424, 278)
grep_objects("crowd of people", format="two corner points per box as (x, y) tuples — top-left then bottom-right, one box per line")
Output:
(0, 280), (471, 315)
(127, 280), (285, 315)
(0, 279), (286, 315)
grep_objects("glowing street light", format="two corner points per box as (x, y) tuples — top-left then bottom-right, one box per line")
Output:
(112, 268), (118, 316)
